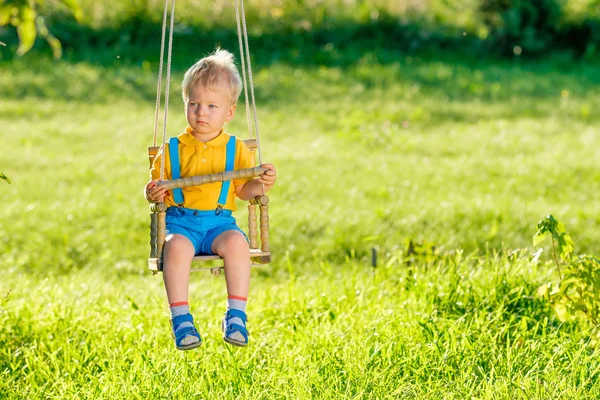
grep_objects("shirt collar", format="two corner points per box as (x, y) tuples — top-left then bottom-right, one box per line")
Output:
(179, 127), (230, 147)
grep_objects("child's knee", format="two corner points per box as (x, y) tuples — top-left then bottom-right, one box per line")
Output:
(214, 231), (249, 255)
(165, 234), (195, 256)
(225, 232), (249, 251)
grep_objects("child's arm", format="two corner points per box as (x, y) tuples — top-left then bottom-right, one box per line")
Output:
(236, 163), (277, 201)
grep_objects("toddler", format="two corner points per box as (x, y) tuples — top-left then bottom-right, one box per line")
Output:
(145, 49), (276, 350)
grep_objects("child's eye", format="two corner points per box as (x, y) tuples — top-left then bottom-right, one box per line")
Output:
(189, 102), (197, 107)
(209, 104), (217, 108)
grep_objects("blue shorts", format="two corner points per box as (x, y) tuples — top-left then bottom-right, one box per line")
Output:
(165, 207), (246, 256)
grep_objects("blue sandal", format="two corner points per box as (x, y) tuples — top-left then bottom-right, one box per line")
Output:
(222, 309), (248, 347)
(171, 313), (202, 350)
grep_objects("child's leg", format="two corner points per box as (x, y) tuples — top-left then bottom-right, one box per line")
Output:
(163, 234), (201, 350)
(163, 234), (195, 303)
(211, 230), (251, 298)
(211, 230), (251, 346)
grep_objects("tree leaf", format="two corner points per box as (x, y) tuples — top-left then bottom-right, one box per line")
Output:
(59, 0), (83, 21)
(45, 33), (61, 58)
(557, 232), (575, 261)
(533, 231), (548, 247)
(0, 5), (14, 26)
(16, 5), (36, 56)
(553, 302), (570, 322)
(36, 16), (62, 58)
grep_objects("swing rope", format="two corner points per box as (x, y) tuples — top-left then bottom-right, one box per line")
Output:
(150, 0), (270, 274)
(235, 0), (253, 144)
(159, 0), (176, 181)
(155, 0), (263, 171)
(152, 0), (169, 148)
(235, 0), (263, 167)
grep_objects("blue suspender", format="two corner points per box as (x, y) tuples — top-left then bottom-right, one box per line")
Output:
(169, 137), (184, 205)
(168, 135), (236, 212)
(216, 136), (237, 214)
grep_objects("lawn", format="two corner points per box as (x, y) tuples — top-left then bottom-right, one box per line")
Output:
(1, 49), (600, 398)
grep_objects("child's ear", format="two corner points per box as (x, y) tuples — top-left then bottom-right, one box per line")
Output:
(227, 104), (237, 120)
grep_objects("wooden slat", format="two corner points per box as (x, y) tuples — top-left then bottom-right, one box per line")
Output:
(148, 257), (160, 272)
(192, 249), (270, 261)
(148, 146), (160, 168)
(243, 139), (257, 149)
(148, 249), (271, 272)
(248, 203), (258, 249)
(259, 204), (270, 254)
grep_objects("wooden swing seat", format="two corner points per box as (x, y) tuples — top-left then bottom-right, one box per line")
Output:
(147, 147), (271, 274)
(148, 249), (271, 272)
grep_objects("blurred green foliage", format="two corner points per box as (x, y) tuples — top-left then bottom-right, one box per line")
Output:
(0, 0), (82, 58)
(479, 0), (599, 56)
(1, 0), (599, 60)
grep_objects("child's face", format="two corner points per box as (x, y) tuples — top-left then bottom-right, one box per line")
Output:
(185, 83), (235, 141)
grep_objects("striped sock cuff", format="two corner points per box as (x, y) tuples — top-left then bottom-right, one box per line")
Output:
(227, 296), (247, 314)
(169, 302), (190, 319)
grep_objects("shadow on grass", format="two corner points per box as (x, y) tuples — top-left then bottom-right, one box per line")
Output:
(1, 19), (599, 125)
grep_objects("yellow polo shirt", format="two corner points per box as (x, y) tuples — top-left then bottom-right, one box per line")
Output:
(150, 127), (255, 211)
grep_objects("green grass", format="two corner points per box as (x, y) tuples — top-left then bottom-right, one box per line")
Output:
(1, 50), (600, 398)
(2, 253), (600, 398)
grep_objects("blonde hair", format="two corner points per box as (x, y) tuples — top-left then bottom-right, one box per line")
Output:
(181, 48), (242, 105)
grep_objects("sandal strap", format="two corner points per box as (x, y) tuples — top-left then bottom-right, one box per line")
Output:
(172, 313), (194, 330)
(225, 309), (247, 323)
(175, 325), (200, 342)
(225, 323), (248, 341)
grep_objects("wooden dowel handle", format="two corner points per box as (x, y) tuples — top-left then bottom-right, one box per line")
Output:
(157, 167), (267, 190)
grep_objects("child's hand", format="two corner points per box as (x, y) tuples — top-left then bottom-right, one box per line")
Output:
(145, 180), (167, 203)
(258, 164), (277, 191)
